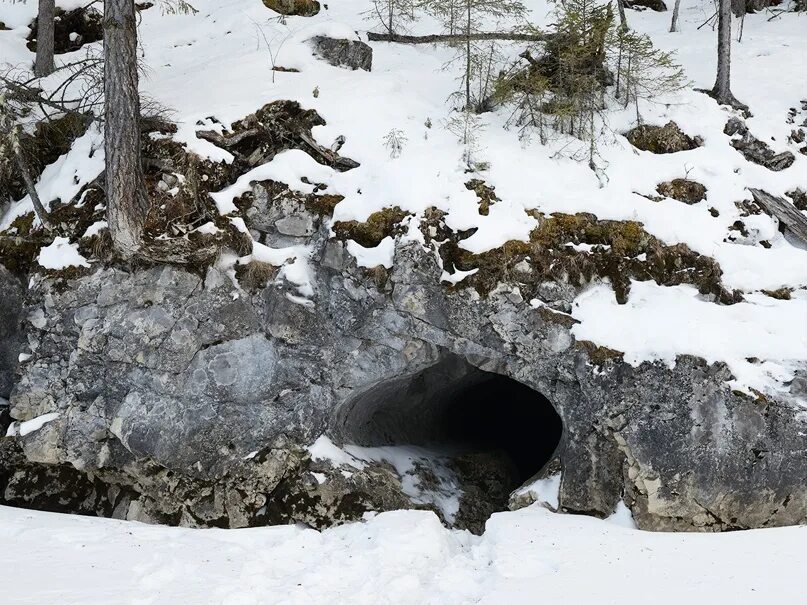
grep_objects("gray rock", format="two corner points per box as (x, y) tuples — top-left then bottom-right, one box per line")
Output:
(725, 118), (796, 171)
(0, 265), (23, 400)
(3, 196), (807, 532)
(311, 36), (372, 72)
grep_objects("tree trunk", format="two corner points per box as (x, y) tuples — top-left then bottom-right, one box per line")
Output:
(34, 0), (55, 77)
(104, 0), (149, 258)
(669, 0), (681, 32)
(367, 31), (551, 44)
(11, 126), (52, 230)
(616, 0), (628, 31)
(465, 0), (471, 110)
(710, 0), (745, 110)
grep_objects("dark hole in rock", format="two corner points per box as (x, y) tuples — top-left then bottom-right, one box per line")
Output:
(334, 352), (563, 531)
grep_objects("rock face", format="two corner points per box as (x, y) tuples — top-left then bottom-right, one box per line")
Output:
(311, 36), (373, 72)
(0, 265), (23, 402)
(3, 186), (807, 533)
(262, 0), (320, 17)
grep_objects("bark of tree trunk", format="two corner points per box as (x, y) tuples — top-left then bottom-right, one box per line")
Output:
(617, 0), (628, 31)
(11, 126), (52, 230)
(34, 0), (56, 77)
(465, 0), (471, 110)
(104, 0), (149, 258)
(669, 0), (681, 32)
(710, 0), (745, 110)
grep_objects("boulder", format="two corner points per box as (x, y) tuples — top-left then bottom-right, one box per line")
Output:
(624, 0), (668, 11)
(262, 0), (320, 17)
(725, 117), (796, 172)
(656, 179), (707, 204)
(27, 7), (103, 54)
(311, 36), (373, 72)
(626, 121), (701, 154)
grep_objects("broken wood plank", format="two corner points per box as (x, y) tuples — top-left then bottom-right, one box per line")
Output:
(749, 188), (807, 245)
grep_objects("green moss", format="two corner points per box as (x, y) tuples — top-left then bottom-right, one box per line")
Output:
(577, 341), (625, 366)
(332, 206), (411, 248)
(423, 209), (737, 304)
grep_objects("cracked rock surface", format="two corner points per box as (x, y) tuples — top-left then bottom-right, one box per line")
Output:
(2, 190), (807, 532)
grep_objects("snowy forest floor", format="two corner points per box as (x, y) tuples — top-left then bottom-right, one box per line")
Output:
(1, 503), (804, 604)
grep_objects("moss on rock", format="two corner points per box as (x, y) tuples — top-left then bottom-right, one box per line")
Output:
(333, 207), (411, 248)
(656, 179), (707, 204)
(625, 121), (701, 154)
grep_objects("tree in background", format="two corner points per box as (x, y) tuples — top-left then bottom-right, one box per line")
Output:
(365, 0), (417, 37)
(669, 0), (681, 32)
(104, 0), (149, 258)
(710, 0), (746, 110)
(33, 0), (55, 77)
(495, 0), (684, 170)
(424, 0), (527, 111)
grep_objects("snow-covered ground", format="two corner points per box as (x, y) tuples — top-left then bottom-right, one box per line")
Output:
(1, 503), (804, 604)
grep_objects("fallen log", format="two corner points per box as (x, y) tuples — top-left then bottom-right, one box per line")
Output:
(366, 31), (551, 44)
(749, 188), (807, 245)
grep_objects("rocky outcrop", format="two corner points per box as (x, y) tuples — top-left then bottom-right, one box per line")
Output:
(626, 122), (702, 154)
(624, 0), (667, 11)
(27, 7), (103, 54)
(262, 0), (320, 17)
(725, 117), (795, 171)
(311, 36), (373, 72)
(3, 184), (807, 533)
(0, 265), (23, 402)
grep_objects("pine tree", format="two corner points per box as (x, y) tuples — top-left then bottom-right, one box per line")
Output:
(365, 0), (416, 37)
(423, 0), (527, 111)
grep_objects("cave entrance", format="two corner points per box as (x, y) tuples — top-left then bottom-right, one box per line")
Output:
(334, 352), (563, 529)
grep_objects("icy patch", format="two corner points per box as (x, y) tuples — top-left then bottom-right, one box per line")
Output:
(37, 237), (90, 270)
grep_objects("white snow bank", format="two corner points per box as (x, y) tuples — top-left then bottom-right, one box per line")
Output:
(571, 281), (807, 395)
(1, 503), (805, 604)
(37, 237), (90, 270)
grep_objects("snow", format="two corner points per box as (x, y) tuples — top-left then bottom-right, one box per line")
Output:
(346, 236), (395, 269)
(1, 504), (805, 604)
(513, 473), (561, 509)
(571, 281), (807, 396)
(36, 236), (90, 270)
(5, 412), (59, 438)
(309, 437), (462, 522)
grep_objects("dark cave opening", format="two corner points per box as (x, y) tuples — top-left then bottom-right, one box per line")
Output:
(334, 353), (563, 527)
(437, 373), (563, 484)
